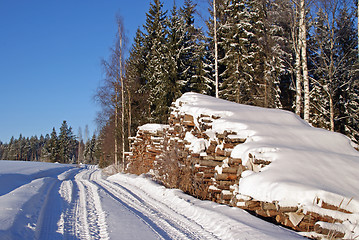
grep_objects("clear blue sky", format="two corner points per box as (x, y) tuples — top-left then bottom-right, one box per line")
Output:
(0, 0), (209, 143)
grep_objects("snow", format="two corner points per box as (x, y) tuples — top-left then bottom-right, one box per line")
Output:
(175, 92), (359, 237)
(0, 160), (305, 239)
(184, 131), (208, 153)
(138, 123), (169, 133)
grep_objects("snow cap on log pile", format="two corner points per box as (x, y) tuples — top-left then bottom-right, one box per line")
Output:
(138, 124), (169, 133)
(174, 92), (359, 238)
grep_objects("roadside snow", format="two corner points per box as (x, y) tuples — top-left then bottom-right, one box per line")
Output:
(108, 173), (305, 240)
(0, 160), (306, 239)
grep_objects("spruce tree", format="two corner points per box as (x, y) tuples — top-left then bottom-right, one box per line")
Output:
(126, 28), (150, 134)
(43, 128), (60, 162)
(181, 0), (213, 94)
(142, 0), (171, 123)
(58, 121), (76, 163)
(335, 5), (359, 143)
(309, 8), (332, 130)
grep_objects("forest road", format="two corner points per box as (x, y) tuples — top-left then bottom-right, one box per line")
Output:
(34, 165), (217, 240)
(0, 163), (305, 240)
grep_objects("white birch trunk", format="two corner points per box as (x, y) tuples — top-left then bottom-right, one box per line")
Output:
(294, 2), (302, 117)
(295, 0), (310, 122)
(300, 0), (310, 123)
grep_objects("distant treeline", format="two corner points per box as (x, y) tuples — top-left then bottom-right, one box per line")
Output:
(0, 121), (101, 165)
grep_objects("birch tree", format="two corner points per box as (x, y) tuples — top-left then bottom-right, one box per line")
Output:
(293, 0), (310, 121)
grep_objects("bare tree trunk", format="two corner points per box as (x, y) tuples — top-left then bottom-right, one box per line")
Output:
(114, 86), (119, 168)
(300, 0), (310, 123)
(128, 91), (132, 138)
(329, 94), (335, 131)
(118, 24), (125, 172)
(213, 0), (219, 98)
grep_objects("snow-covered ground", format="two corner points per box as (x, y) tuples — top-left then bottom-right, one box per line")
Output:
(0, 160), (305, 239)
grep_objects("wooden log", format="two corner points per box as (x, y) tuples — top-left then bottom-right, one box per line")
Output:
(215, 173), (237, 181)
(314, 224), (345, 239)
(221, 167), (238, 174)
(223, 143), (235, 149)
(243, 200), (261, 211)
(296, 221), (315, 232)
(215, 149), (231, 157)
(206, 144), (216, 154)
(200, 118), (213, 123)
(229, 158), (242, 165)
(221, 194), (232, 201)
(278, 206), (298, 213)
(261, 202), (277, 211)
(252, 158), (272, 165)
(284, 217), (296, 228)
(208, 186), (222, 193)
(203, 173), (215, 178)
(183, 114), (194, 122)
(227, 138), (246, 144)
(214, 156), (227, 161)
(237, 165), (247, 176)
(266, 210), (278, 217)
(199, 160), (221, 167)
(255, 209), (268, 217)
(321, 201), (352, 214)
(276, 213), (286, 224)
(216, 184), (230, 190)
(306, 211), (342, 224)
(200, 114), (210, 118)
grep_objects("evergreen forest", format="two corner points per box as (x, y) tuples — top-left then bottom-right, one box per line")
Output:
(95, 0), (359, 168)
(0, 121), (100, 165)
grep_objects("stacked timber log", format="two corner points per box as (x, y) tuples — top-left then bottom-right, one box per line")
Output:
(127, 124), (168, 175)
(127, 104), (354, 239)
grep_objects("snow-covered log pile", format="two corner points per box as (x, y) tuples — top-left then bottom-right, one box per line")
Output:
(128, 92), (359, 239)
(127, 124), (168, 175)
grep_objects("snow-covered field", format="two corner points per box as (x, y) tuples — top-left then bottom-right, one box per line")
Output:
(0, 160), (305, 239)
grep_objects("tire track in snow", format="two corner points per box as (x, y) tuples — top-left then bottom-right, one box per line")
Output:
(59, 167), (109, 240)
(92, 170), (217, 240)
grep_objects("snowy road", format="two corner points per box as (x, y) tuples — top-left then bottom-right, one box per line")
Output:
(0, 161), (305, 239)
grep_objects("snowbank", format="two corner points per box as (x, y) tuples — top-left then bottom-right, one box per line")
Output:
(108, 173), (304, 240)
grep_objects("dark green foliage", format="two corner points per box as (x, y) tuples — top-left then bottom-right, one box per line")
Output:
(0, 121), (100, 163)
(94, 0), (359, 164)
